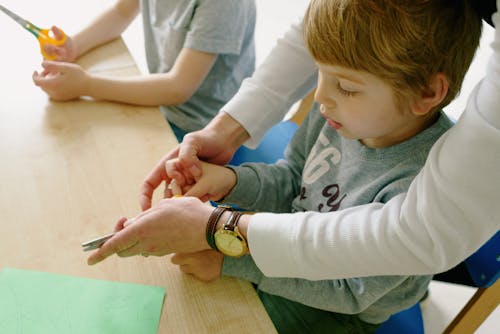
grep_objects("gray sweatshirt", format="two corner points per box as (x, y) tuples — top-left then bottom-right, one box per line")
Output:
(221, 104), (453, 324)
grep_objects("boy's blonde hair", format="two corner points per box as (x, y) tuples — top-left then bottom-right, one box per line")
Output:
(303, 0), (482, 112)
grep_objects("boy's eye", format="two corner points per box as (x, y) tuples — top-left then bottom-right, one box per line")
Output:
(336, 82), (356, 97)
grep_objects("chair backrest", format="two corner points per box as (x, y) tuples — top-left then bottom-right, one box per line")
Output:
(375, 303), (424, 334)
(229, 88), (315, 166)
(377, 231), (500, 334)
(229, 120), (299, 165)
(443, 231), (500, 333)
(464, 230), (500, 288)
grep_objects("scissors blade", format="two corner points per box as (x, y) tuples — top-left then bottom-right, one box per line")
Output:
(81, 232), (116, 252)
(0, 4), (31, 30)
(81, 217), (137, 252)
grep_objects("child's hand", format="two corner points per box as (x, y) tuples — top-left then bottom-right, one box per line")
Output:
(165, 159), (236, 202)
(171, 250), (223, 282)
(42, 26), (77, 62)
(32, 61), (90, 101)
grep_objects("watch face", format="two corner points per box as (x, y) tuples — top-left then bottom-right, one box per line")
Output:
(215, 230), (246, 257)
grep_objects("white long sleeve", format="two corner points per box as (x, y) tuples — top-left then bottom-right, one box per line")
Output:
(248, 5), (500, 279)
(221, 21), (317, 148)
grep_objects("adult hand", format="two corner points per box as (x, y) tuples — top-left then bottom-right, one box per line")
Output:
(87, 196), (213, 265)
(32, 61), (90, 101)
(42, 26), (78, 62)
(139, 112), (249, 210)
(171, 250), (224, 282)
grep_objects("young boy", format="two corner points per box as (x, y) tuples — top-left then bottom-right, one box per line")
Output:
(161, 1), (483, 332)
(32, 0), (256, 141)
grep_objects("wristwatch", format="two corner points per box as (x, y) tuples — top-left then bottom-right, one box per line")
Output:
(214, 210), (248, 257)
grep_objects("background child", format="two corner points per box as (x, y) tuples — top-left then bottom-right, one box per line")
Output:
(165, 0), (482, 332)
(32, 0), (256, 141)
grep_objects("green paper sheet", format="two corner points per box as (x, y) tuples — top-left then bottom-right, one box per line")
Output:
(0, 268), (165, 334)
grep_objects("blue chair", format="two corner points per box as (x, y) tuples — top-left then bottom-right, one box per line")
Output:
(229, 120), (299, 165)
(463, 231), (500, 288)
(376, 231), (500, 334)
(443, 231), (500, 333)
(229, 88), (313, 165)
(375, 303), (424, 334)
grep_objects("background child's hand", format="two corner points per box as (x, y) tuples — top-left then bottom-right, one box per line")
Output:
(171, 250), (224, 282)
(165, 159), (236, 202)
(42, 26), (77, 62)
(32, 61), (90, 101)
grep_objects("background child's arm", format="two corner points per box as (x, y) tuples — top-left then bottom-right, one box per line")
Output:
(43, 0), (139, 62)
(85, 48), (217, 106)
(72, 0), (139, 60)
(32, 48), (217, 103)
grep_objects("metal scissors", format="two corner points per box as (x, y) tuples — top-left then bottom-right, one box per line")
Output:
(81, 232), (117, 252)
(0, 4), (67, 60)
(81, 217), (138, 252)
(82, 196), (184, 252)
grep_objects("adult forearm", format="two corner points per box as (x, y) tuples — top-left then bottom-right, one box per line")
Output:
(247, 88), (500, 280)
(205, 112), (250, 151)
(254, 147), (500, 280)
(222, 21), (317, 147)
(478, 8), (500, 128)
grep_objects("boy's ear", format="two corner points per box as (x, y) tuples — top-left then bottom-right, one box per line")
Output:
(412, 73), (449, 116)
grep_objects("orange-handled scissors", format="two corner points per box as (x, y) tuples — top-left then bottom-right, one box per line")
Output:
(0, 4), (67, 60)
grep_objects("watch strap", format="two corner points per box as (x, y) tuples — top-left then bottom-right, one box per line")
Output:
(224, 210), (242, 231)
(206, 205), (232, 250)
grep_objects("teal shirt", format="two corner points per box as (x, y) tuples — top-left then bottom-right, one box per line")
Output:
(222, 104), (454, 324)
(141, 0), (256, 132)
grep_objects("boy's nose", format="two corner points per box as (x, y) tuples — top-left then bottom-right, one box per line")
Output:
(314, 75), (336, 108)
(314, 85), (336, 109)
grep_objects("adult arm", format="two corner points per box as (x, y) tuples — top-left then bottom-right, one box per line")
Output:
(222, 21), (317, 147)
(138, 21), (317, 208)
(247, 5), (500, 279)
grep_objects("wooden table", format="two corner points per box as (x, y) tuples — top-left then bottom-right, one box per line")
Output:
(0, 2), (276, 332)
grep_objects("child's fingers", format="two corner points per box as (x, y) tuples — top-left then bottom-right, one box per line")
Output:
(43, 44), (69, 62)
(32, 70), (53, 86)
(165, 158), (187, 186)
(177, 139), (203, 179)
(50, 26), (65, 40)
(183, 179), (220, 201)
(40, 68), (52, 77)
(170, 180), (183, 196)
(180, 167), (196, 185)
(32, 71), (41, 83)
(164, 185), (173, 199)
(180, 183), (194, 195)
(41, 60), (64, 72)
(43, 44), (57, 58)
